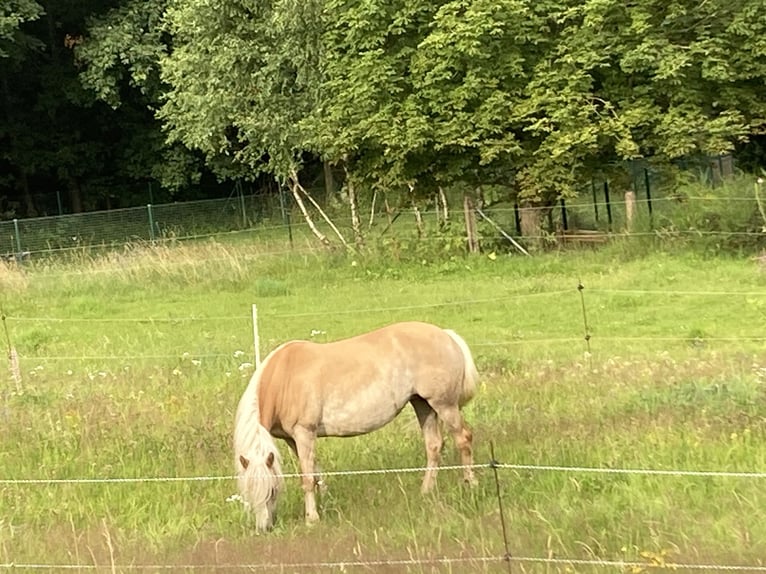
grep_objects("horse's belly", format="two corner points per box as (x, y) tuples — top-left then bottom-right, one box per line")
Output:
(317, 395), (409, 437)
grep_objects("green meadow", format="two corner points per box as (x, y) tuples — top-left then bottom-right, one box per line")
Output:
(1, 237), (766, 572)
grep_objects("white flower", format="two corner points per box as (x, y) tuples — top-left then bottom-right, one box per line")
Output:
(233, 350), (245, 358)
(310, 329), (326, 338)
(191, 359), (201, 366)
(172, 368), (182, 376)
(238, 362), (253, 371)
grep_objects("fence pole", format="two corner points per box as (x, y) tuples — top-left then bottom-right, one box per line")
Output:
(147, 204), (156, 242)
(12, 219), (22, 259)
(644, 168), (653, 222)
(591, 179), (599, 224)
(603, 181), (612, 230)
(238, 184), (247, 229)
(56, 191), (63, 216)
(513, 202), (521, 235)
(577, 280), (592, 367)
(252, 304), (261, 369)
(489, 441), (513, 573)
(625, 191), (636, 231)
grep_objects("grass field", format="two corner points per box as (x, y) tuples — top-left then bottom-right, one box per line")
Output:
(1, 237), (766, 572)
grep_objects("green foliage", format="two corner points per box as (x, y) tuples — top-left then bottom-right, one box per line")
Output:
(76, 0), (167, 108)
(0, 0), (43, 58)
(159, 0), (325, 180)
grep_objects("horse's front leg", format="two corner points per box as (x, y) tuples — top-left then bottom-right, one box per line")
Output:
(292, 427), (320, 524)
(285, 436), (327, 493)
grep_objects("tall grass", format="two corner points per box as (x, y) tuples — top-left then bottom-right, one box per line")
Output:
(1, 236), (766, 572)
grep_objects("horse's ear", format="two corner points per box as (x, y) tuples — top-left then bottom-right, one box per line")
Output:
(265, 452), (275, 469)
(239, 455), (250, 470)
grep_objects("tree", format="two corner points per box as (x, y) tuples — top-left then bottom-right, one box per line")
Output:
(160, 0), (351, 246)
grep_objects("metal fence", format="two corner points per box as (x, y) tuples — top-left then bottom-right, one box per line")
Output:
(0, 191), (289, 257)
(1, 154), (759, 259)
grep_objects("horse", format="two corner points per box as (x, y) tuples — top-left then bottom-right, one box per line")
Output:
(233, 321), (479, 531)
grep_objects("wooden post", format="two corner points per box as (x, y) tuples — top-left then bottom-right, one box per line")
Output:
(625, 190), (636, 230)
(463, 195), (479, 253)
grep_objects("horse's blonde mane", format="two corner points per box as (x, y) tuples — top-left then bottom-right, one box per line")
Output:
(233, 345), (288, 514)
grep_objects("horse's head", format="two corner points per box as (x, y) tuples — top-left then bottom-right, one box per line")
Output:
(236, 450), (283, 532)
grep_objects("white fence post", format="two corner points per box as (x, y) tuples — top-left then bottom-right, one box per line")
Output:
(252, 304), (261, 369)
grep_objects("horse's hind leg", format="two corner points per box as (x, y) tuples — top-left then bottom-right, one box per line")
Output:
(410, 396), (443, 493)
(432, 403), (477, 486)
(291, 427), (321, 524)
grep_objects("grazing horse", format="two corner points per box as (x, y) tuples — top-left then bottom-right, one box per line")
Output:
(233, 321), (479, 531)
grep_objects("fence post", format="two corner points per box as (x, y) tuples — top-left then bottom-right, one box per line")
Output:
(603, 181), (612, 230)
(12, 219), (22, 260)
(252, 304), (261, 369)
(513, 202), (521, 235)
(56, 191), (63, 216)
(591, 179), (599, 224)
(147, 204), (156, 242)
(239, 185), (248, 229)
(625, 190), (636, 231)
(644, 168), (653, 222)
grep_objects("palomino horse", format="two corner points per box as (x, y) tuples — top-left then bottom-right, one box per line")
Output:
(233, 321), (479, 531)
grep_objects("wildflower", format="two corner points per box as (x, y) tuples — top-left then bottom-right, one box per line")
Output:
(238, 362), (253, 372)
(233, 350), (245, 358)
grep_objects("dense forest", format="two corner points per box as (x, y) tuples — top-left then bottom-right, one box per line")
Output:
(1, 0), (765, 221)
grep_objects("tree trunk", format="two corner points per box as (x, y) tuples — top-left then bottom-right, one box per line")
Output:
(519, 205), (544, 250)
(288, 173), (331, 247)
(1, 75), (37, 217)
(368, 188), (378, 229)
(345, 171), (364, 248)
(438, 187), (449, 223)
(290, 169), (349, 250)
(414, 206), (424, 238)
(20, 172), (36, 217)
(68, 177), (84, 213)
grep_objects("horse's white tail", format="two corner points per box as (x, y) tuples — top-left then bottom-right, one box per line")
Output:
(444, 329), (479, 405)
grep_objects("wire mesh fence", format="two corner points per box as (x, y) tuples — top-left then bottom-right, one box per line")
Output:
(2, 155), (764, 259)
